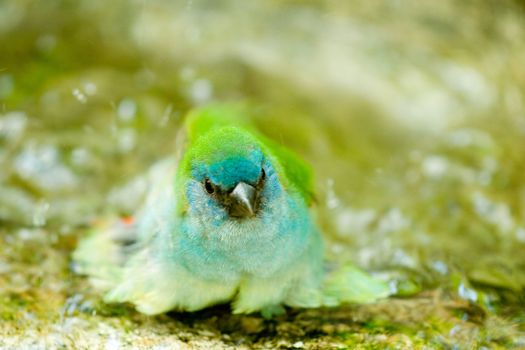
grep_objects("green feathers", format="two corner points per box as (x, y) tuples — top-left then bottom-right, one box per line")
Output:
(185, 104), (254, 140)
(183, 104), (315, 204)
(322, 265), (391, 306)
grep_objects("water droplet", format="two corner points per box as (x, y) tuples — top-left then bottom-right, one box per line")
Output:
(71, 147), (92, 167)
(421, 155), (448, 178)
(72, 88), (87, 104)
(117, 128), (136, 153)
(105, 334), (121, 350)
(458, 283), (477, 302)
(377, 208), (409, 234)
(32, 200), (50, 227)
(117, 98), (137, 122)
(471, 192), (514, 233)
(431, 260), (448, 274)
(388, 280), (398, 294)
(0, 111), (27, 141)
(391, 249), (417, 268)
(0, 259), (12, 274)
(189, 79), (213, 104)
(516, 227), (525, 243)
(14, 144), (78, 192)
(292, 341), (305, 349)
(83, 82), (97, 95)
(159, 104), (173, 126)
(325, 178), (340, 209)
(449, 324), (461, 337)
(336, 207), (375, 236)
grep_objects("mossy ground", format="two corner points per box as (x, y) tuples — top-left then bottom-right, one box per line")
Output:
(1, 0), (525, 348)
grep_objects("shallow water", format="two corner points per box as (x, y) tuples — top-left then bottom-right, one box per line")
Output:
(1, 0), (525, 348)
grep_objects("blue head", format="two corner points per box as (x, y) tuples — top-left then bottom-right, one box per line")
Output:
(181, 127), (284, 226)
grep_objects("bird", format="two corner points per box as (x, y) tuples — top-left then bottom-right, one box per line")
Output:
(73, 104), (389, 317)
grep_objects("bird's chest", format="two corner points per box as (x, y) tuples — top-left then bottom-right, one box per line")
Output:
(177, 213), (311, 281)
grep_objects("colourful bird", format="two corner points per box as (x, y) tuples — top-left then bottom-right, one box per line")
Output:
(74, 105), (389, 317)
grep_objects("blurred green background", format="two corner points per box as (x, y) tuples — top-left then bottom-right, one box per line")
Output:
(1, 0), (524, 348)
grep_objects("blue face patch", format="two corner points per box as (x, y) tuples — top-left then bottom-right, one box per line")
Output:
(207, 157), (261, 189)
(191, 150), (264, 190)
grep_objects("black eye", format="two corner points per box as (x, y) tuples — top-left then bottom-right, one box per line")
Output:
(261, 168), (266, 180)
(204, 178), (214, 194)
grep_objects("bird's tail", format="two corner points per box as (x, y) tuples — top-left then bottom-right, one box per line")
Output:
(73, 159), (176, 293)
(72, 218), (136, 292)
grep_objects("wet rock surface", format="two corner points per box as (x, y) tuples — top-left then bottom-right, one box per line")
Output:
(1, 0), (525, 348)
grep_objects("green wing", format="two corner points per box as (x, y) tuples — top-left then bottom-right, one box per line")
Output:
(322, 264), (391, 306)
(261, 137), (315, 205)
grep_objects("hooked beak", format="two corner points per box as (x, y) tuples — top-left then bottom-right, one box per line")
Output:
(228, 182), (257, 218)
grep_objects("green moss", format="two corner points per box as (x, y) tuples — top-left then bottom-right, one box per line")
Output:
(1, 0), (525, 348)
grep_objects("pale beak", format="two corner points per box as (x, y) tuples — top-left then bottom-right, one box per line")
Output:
(228, 182), (257, 218)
